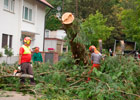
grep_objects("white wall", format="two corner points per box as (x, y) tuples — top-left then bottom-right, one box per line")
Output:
(45, 40), (57, 52)
(44, 30), (67, 53)
(48, 30), (66, 39)
(0, 0), (22, 56)
(56, 30), (66, 39)
(0, 0), (47, 57)
(34, 1), (46, 51)
(0, 56), (18, 64)
(21, 0), (46, 51)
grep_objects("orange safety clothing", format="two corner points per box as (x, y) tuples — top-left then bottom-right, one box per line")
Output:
(19, 45), (31, 64)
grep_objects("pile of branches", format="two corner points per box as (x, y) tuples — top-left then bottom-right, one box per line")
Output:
(0, 54), (140, 100)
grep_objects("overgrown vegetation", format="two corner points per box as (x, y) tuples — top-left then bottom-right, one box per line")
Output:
(0, 54), (140, 100)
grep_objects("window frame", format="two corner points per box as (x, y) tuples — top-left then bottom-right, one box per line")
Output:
(2, 34), (8, 48)
(45, 30), (50, 38)
(2, 34), (13, 48)
(22, 6), (33, 22)
(9, 35), (12, 48)
(3, 0), (15, 13)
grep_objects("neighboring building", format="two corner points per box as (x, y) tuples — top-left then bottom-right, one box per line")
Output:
(0, 0), (53, 56)
(44, 30), (68, 54)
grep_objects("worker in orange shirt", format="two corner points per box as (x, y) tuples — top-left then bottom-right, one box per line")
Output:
(18, 37), (35, 85)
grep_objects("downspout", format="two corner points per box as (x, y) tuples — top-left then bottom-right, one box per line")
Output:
(43, 8), (53, 51)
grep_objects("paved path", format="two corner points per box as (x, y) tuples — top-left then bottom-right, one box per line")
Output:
(0, 90), (35, 100)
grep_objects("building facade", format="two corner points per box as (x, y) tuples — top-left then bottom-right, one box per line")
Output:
(0, 0), (53, 56)
(44, 30), (68, 54)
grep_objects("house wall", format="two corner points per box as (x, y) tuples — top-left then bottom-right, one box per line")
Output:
(21, 0), (46, 51)
(44, 40), (57, 52)
(0, 0), (21, 56)
(0, 56), (18, 64)
(0, 0), (46, 56)
(49, 31), (57, 38)
(44, 30), (67, 53)
(56, 30), (66, 39)
(34, 2), (46, 51)
(48, 30), (66, 39)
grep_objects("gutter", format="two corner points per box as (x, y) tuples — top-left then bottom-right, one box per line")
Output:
(43, 8), (53, 51)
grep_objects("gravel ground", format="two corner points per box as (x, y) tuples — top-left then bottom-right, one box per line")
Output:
(0, 90), (36, 100)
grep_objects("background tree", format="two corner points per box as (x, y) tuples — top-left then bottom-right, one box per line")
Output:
(119, 0), (140, 49)
(45, 0), (139, 50)
(45, 15), (61, 31)
(104, 0), (137, 49)
(45, 0), (62, 30)
(82, 11), (114, 47)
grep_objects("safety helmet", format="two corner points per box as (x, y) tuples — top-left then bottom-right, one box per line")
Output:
(24, 37), (32, 44)
(89, 45), (95, 52)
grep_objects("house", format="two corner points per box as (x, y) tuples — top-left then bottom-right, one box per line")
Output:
(0, 0), (53, 57)
(44, 29), (68, 54)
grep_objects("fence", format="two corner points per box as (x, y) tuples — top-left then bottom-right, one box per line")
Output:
(0, 52), (59, 65)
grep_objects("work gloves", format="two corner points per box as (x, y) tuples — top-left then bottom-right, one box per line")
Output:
(18, 64), (21, 70)
(30, 62), (33, 67)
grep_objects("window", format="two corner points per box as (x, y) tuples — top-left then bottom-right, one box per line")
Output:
(4, 0), (15, 12)
(63, 48), (66, 52)
(23, 6), (33, 21)
(2, 34), (8, 48)
(4, 0), (8, 9)
(9, 35), (12, 48)
(2, 34), (13, 48)
(45, 30), (50, 38)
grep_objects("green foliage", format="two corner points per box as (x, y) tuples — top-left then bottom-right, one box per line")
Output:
(82, 11), (114, 47)
(46, 0), (139, 49)
(0, 55), (140, 100)
(0, 52), (3, 57)
(45, 15), (62, 31)
(4, 46), (13, 57)
(119, 0), (140, 47)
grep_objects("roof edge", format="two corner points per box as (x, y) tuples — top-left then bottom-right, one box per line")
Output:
(37, 0), (54, 9)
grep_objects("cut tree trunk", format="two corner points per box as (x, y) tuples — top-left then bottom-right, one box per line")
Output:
(63, 21), (88, 65)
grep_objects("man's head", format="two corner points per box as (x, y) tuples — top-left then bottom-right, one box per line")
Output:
(35, 47), (39, 53)
(24, 37), (32, 46)
(89, 45), (95, 53)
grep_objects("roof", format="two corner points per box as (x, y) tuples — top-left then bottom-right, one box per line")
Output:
(38, 0), (54, 8)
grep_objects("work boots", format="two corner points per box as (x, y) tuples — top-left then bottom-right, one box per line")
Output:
(20, 78), (25, 85)
(30, 78), (36, 85)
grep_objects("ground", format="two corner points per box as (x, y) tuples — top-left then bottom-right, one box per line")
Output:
(0, 90), (35, 100)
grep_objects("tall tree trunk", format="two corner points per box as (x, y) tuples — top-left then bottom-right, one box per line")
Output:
(63, 21), (88, 65)
(62, 0), (64, 14)
(75, 0), (78, 17)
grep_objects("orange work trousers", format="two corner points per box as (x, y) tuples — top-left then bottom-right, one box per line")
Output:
(86, 64), (100, 82)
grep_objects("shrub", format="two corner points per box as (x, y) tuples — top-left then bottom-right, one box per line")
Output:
(4, 46), (13, 57)
(0, 52), (2, 57)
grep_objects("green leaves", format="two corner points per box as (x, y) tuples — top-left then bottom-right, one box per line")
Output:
(82, 11), (114, 46)
(45, 15), (62, 31)
(119, 0), (140, 45)
(0, 55), (140, 100)
(4, 46), (13, 57)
